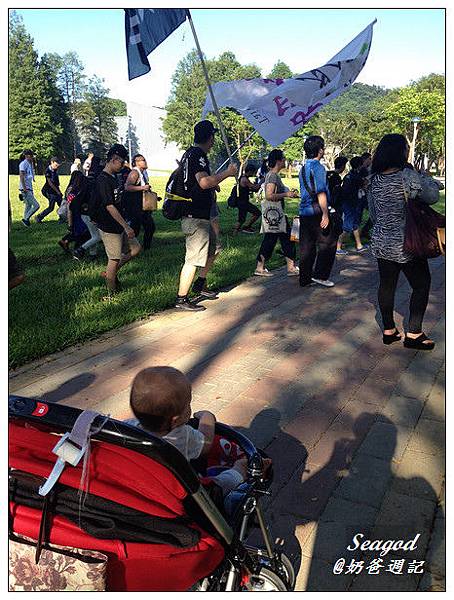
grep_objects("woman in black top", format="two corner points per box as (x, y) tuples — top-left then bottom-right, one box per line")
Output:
(368, 134), (435, 350)
(234, 161), (262, 234)
(124, 154), (156, 251)
(57, 171), (89, 253)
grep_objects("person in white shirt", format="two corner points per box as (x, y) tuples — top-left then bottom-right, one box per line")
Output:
(70, 158), (82, 174)
(18, 149), (40, 227)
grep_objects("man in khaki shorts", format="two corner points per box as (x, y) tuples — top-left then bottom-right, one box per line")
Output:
(92, 144), (141, 298)
(175, 120), (237, 311)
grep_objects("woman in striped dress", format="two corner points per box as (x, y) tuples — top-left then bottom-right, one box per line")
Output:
(367, 134), (435, 350)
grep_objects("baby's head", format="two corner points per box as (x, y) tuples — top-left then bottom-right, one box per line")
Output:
(130, 367), (192, 434)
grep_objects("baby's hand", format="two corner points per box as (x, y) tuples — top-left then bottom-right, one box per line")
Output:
(194, 410), (216, 421)
(233, 458), (248, 478)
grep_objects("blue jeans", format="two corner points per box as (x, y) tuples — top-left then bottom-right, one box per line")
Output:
(22, 190), (40, 221)
(37, 193), (61, 221)
(342, 202), (361, 233)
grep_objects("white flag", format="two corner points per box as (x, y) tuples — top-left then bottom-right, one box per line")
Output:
(203, 21), (376, 147)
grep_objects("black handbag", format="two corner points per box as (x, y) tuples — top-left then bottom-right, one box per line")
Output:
(402, 175), (445, 259)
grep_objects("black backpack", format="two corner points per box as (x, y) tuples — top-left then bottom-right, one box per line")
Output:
(227, 183), (239, 208)
(162, 150), (193, 220)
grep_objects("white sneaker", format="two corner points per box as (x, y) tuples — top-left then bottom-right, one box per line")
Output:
(311, 277), (335, 287)
(254, 268), (273, 277)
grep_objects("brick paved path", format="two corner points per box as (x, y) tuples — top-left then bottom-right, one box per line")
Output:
(9, 252), (445, 591)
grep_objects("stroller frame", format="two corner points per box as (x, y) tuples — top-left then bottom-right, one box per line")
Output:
(9, 395), (294, 591)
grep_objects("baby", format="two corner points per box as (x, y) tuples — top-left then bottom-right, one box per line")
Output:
(125, 366), (247, 495)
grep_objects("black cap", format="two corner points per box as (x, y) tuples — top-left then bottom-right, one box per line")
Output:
(106, 143), (128, 161)
(194, 120), (219, 143)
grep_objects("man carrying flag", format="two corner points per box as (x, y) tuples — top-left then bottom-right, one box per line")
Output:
(174, 121), (237, 312)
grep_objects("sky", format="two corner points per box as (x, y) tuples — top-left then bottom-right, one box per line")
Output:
(15, 7), (445, 109)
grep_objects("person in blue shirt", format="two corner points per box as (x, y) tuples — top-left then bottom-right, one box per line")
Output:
(298, 136), (340, 287)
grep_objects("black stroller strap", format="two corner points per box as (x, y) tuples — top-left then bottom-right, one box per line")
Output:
(9, 471), (201, 549)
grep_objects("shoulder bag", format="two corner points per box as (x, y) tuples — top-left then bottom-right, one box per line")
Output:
(402, 174), (445, 259)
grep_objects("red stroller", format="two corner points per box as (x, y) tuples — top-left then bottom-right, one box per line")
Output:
(9, 396), (295, 591)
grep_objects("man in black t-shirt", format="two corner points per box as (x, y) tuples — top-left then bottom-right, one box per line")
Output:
(95, 144), (141, 298)
(326, 156), (348, 211)
(175, 120), (237, 311)
(36, 157), (62, 222)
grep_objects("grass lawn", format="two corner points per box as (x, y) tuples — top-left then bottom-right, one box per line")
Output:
(8, 175), (445, 368)
(8, 174), (300, 368)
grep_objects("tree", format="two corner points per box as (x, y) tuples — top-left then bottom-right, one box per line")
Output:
(267, 60), (293, 79)
(110, 98), (127, 117)
(77, 76), (118, 155)
(48, 51), (87, 158)
(9, 11), (65, 162)
(39, 53), (72, 160)
(163, 50), (263, 167)
(383, 84), (445, 171)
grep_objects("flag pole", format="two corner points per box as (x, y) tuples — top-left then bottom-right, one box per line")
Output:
(215, 131), (257, 173)
(186, 10), (234, 166)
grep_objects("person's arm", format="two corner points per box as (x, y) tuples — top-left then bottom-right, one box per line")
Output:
(241, 177), (261, 192)
(106, 205), (135, 238)
(195, 162), (238, 190)
(19, 170), (27, 191)
(46, 173), (61, 196)
(193, 410), (216, 456)
(124, 169), (150, 192)
(317, 192), (329, 229)
(265, 182), (297, 202)
(313, 165), (329, 228)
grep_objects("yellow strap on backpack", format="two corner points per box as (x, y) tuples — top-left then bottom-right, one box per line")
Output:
(164, 192), (192, 203)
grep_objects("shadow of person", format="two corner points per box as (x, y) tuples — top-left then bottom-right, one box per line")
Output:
(39, 372), (96, 404)
(232, 408), (309, 575)
(303, 413), (443, 592)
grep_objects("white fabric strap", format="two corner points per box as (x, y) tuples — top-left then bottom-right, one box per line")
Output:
(38, 410), (102, 497)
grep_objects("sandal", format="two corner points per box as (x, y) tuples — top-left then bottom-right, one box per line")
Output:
(403, 333), (435, 351)
(383, 329), (402, 345)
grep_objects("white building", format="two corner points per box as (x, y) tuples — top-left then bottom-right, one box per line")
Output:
(115, 103), (180, 173)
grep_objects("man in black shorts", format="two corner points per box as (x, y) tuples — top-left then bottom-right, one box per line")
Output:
(175, 120), (237, 311)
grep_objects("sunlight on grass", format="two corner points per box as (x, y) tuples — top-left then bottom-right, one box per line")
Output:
(8, 174), (445, 367)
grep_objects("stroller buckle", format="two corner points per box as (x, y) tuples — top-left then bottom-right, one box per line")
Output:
(38, 434), (88, 496)
(52, 433), (87, 466)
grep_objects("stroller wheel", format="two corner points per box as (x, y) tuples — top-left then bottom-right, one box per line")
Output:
(243, 551), (295, 591)
(244, 567), (288, 591)
(277, 552), (295, 589)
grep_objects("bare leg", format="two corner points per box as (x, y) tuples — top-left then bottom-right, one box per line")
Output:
(178, 263), (198, 296)
(256, 254), (265, 272)
(105, 259), (120, 292)
(337, 232), (347, 251)
(116, 242), (141, 271)
(245, 213), (260, 228)
(353, 229), (363, 250)
(285, 256), (298, 272)
(199, 253), (216, 279)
